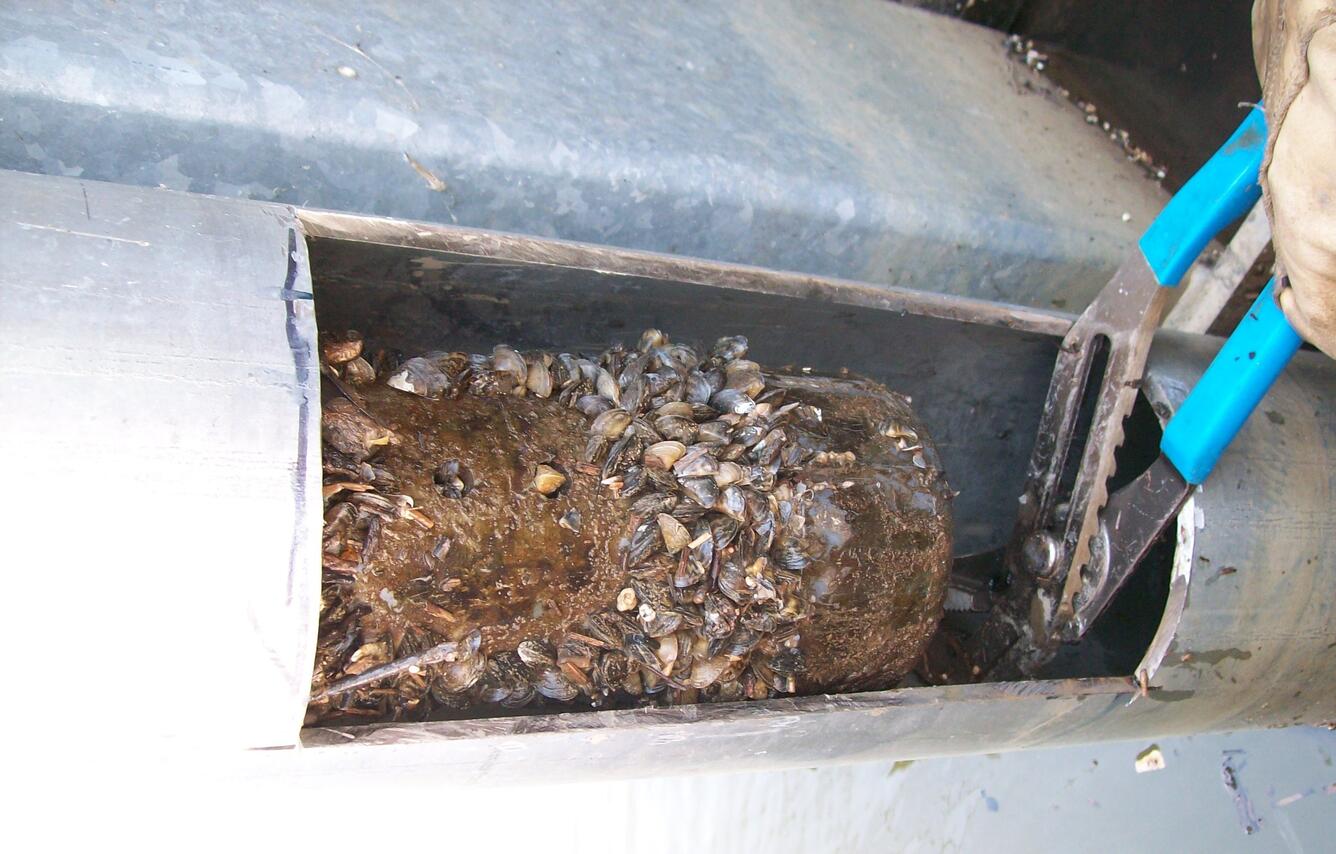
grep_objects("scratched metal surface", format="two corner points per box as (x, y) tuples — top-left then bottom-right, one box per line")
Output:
(1135, 332), (1336, 731)
(0, 0), (1165, 310)
(0, 168), (322, 751)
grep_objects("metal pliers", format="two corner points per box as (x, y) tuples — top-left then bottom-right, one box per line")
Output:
(973, 107), (1302, 674)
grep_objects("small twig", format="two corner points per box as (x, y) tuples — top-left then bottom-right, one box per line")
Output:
(311, 638), (461, 702)
(321, 363), (386, 428)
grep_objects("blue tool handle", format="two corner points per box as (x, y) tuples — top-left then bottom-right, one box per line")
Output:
(1161, 279), (1301, 484)
(1139, 107), (1267, 286)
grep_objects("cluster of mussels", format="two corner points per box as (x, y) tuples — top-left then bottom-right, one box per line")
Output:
(311, 328), (897, 723)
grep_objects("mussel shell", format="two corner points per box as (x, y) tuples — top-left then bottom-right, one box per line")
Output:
(477, 656), (520, 704)
(625, 518), (663, 564)
(702, 592), (738, 640)
(633, 580), (684, 637)
(724, 359), (765, 396)
(751, 427), (786, 464)
(576, 394), (614, 417)
(619, 351), (651, 387)
(718, 443), (747, 462)
(741, 607), (781, 634)
(599, 432), (634, 480)
(618, 465), (648, 499)
(577, 358), (600, 382)
(688, 655), (741, 689)
(690, 403), (720, 422)
(718, 485), (748, 521)
(556, 353), (583, 387)
(621, 375), (647, 412)
(582, 435), (610, 464)
(711, 335), (749, 362)
(673, 446), (719, 477)
(635, 371), (663, 396)
(774, 545), (801, 572)
(534, 666), (580, 701)
(596, 367), (621, 403)
(646, 466), (681, 493)
(654, 415), (698, 443)
(342, 356), (376, 385)
(717, 560), (753, 604)
(436, 653), (486, 693)
(491, 345), (527, 382)
(713, 461), (745, 487)
(322, 331), (364, 365)
(526, 358), (554, 398)
(622, 631), (661, 669)
(433, 459), (474, 499)
(655, 401), (694, 419)
(679, 476), (719, 509)
(713, 627), (761, 659)
(745, 463), (777, 491)
(733, 423), (768, 448)
(657, 513), (692, 554)
(697, 420), (731, 445)
(590, 408), (632, 438)
(638, 328), (668, 352)
(532, 464), (567, 495)
(710, 516), (742, 550)
(386, 357), (450, 398)
(583, 611), (629, 648)
(780, 441), (811, 469)
(667, 344), (699, 371)
(517, 639), (556, 668)
(711, 388), (755, 415)
(598, 651), (633, 689)
(703, 368), (725, 394)
(644, 440), (687, 470)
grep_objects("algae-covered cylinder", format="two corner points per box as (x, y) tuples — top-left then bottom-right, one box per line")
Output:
(309, 331), (951, 723)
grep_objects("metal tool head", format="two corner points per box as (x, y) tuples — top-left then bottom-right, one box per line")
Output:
(1011, 251), (1171, 622)
(971, 108), (1269, 674)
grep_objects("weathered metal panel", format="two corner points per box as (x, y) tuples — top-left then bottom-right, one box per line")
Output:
(0, 169), (321, 750)
(1135, 332), (1336, 731)
(0, 0), (1166, 310)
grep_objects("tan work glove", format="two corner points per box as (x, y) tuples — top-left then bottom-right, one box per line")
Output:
(1253, 0), (1336, 357)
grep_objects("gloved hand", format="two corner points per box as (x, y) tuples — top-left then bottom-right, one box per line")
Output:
(1253, 0), (1336, 358)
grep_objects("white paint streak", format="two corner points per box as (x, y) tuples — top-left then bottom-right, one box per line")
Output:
(14, 222), (151, 246)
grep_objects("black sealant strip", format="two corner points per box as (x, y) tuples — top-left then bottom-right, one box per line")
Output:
(282, 226), (313, 604)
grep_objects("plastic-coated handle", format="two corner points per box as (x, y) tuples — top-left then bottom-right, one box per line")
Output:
(1161, 279), (1301, 484)
(1139, 107), (1266, 286)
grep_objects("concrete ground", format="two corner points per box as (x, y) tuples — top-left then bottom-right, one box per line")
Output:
(24, 726), (1335, 850)
(246, 726), (1335, 851)
(81, 725), (1318, 850)
(555, 727), (1336, 852)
